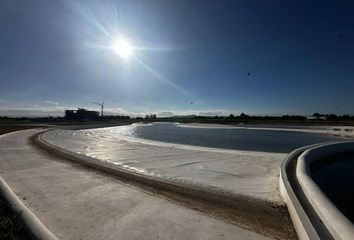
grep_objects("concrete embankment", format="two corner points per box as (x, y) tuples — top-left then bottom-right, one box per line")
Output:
(35, 129), (296, 239)
(40, 128), (286, 203)
(279, 142), (354, 240)
(0, 129), (282, 240)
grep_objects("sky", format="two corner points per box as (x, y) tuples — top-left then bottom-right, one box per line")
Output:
(1, 0), (354, 117)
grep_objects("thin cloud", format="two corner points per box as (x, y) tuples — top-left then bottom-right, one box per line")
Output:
(45, 101), (59, 106)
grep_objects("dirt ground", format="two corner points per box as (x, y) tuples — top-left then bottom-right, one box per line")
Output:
(0, 197), (30, 240)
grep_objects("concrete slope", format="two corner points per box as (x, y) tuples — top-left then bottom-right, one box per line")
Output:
(0, 129), (272, 240)
(42, 128), (286, 203)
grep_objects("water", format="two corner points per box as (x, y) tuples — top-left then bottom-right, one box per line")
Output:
(311, 153), (354, 222)
(116, 123), (347, 153)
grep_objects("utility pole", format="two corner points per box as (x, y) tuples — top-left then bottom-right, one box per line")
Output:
(91, 102), (104, 118)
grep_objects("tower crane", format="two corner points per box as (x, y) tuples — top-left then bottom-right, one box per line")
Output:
(91, 102), (104, 118)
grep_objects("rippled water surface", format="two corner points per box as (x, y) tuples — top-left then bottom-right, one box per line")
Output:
(110, 123), (346, 153)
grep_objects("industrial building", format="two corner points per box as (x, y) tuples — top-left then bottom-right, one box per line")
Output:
(65, 108), (99, 121)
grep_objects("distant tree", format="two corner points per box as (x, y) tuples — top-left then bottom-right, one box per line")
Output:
(239, 112), (249, 119)
(327, 114), (338, 121)
(282, 115), (306, 121)
(313, 113), (321, 118)
(145, 114), (157, 119)
(229, 114), (234, 119)
(340, 114), (352, 120)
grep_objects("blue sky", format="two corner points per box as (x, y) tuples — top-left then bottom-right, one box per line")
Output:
(1, 0), (354, 117)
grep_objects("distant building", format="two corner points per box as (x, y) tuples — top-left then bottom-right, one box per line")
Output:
(65, 108), (99, 121)
(307, 116), (327, 120)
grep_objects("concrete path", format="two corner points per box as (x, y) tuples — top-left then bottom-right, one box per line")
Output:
(0, 129), (272, 240)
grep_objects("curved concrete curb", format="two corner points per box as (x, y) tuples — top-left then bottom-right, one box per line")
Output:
(0, 177), (58, 240)
(297, 142), (354, 240)
(33, 130), (294, 239)
(280, 142), (354, 240)
(279, 144), (324, 240)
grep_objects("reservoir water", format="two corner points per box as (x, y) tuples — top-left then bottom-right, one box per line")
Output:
(112, 123), (347, 153)
(311, 153), (354, 222)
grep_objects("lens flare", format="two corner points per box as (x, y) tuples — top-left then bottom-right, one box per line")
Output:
(112, 39), (133, 58)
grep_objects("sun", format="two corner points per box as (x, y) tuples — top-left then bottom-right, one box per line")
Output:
(112, 39), (133, 59)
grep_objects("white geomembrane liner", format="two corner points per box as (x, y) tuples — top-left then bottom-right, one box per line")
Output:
(42, 124), (287, 203)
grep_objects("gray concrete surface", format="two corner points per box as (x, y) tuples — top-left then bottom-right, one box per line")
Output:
(297, 143), (354, 240)
(279, 144), (323, 240)
(279, 142), (354, 240)
(42, 128), (286, 203)
(0, 129), (272, 240)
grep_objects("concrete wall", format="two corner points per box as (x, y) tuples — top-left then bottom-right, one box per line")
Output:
(297, 142), (354, 240)
(280, 142), (354, 240)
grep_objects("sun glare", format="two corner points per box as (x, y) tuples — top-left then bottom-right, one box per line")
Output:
(112, 39), (133, 59)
